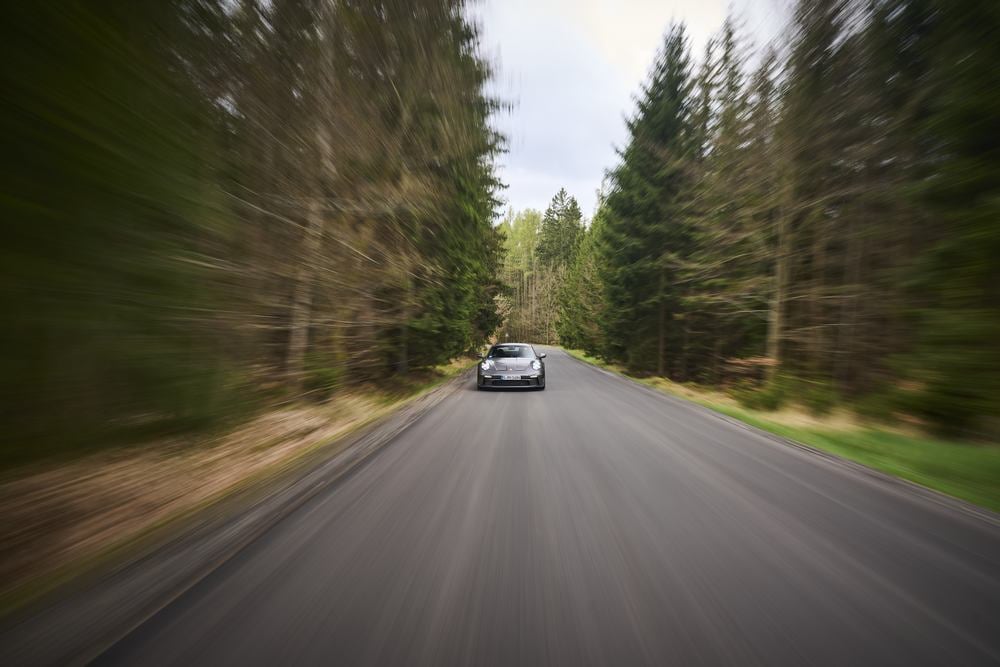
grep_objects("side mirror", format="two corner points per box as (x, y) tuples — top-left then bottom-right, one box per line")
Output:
(538, 353), (547, 359)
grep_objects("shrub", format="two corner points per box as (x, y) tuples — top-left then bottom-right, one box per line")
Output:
(854, 390), (899, 425)
(302, 353), (343, 399)
(732, 376), (792, 412)
(802, 381), (837, 416)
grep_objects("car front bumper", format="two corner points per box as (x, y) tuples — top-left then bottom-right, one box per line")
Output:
(478, 374), (544, 388)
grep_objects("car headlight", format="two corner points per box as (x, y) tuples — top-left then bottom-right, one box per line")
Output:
(480, 360), (491, 371)
(531, 360), (542, 371)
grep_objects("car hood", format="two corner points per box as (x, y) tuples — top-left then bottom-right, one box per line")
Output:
(489, 359), (533, 372)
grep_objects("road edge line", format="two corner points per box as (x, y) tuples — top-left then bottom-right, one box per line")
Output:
(0, 368), (474, 666)
(559, 349), (1000, 530)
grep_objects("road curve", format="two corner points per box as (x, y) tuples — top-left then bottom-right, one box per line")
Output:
(96, 348), (1000, 666)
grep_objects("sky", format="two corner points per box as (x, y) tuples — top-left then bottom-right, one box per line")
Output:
(475, 0), (790, 218)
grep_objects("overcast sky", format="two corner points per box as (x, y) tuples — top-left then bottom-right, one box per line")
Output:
(475, 0), (790, 218)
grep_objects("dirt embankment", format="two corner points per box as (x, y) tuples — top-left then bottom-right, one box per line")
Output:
(0, 393), (398, 609)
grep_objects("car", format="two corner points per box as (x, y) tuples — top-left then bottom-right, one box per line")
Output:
(477, 343), (546, 390)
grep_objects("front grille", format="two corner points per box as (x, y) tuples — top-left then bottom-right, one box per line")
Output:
(490, 379), (531, 387)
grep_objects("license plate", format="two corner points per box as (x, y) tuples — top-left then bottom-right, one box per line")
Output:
(503, 375), (521, 380)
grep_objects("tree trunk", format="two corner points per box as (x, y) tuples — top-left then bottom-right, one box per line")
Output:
(657, 271), (666, 376)
(398, 272), (411, 375)
(286, 195), (324, 389)
(766, 198), (789, 381)
(810, 212), (827, 378)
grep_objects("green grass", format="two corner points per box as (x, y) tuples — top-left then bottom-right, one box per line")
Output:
(563, 348), (1000, 513)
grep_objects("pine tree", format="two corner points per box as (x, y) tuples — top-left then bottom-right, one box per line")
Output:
(537, 188), (584, 268)
(679, 17), (773, 382)
(0, 0), (507, 461)
(557, 198), (608, 354)
(895, 0), (1000, 433)
(598, 24), (695, 375)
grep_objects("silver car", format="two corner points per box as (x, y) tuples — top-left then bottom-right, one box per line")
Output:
(477, 343), (546, 390)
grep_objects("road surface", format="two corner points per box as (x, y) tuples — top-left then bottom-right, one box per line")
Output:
(96, 348), (1000, 666)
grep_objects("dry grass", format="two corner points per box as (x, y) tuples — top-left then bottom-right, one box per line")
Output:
(564, 348), (1000, 512)
(0, 360), (472, 609)
(572, 350), (877, 434)
(638, 375), (867, 432)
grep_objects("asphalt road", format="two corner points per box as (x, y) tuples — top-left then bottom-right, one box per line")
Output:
(96, 348), (1000, 666)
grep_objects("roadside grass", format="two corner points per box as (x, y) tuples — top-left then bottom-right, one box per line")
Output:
(563, 348), (1000, 513)
(370, 357), (474, 405)
(0, 357), (474, 617)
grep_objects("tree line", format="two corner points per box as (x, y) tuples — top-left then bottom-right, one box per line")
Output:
(1, 0), (504, 463)
(554, 0), (998, 436)
(497, 189), (584, 344)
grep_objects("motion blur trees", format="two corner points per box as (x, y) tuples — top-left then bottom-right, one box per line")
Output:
(555, 2), (1000, 435)
(2, 2), (231, 456)
(893, 0), (1000, 431)
(219, 0), (504, 383)
(1, 0), (504, 463)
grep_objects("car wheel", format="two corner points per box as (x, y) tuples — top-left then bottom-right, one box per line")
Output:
(537, 378), (545, 391)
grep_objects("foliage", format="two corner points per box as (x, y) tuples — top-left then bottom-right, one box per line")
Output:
(554, 2), (1000, 435)
(556, 203), (607, 354)
(498, 189), (584, 344)
(891, 0), (1000, 434)
(536, 188), (584, 268)
(732, 376), (792, 413)
(596, 25), (695, 374)
(0, 0), (504, 464)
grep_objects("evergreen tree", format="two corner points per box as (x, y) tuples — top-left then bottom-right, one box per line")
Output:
(536, 188), (584, 268)
(557, 199), (608, 354)
(598, 24), (695, 374)
(540, 2), (999, 435)
(0, 0), (506, 462)
(896, 0), (1000, 433)
(680, 16), (770, 382)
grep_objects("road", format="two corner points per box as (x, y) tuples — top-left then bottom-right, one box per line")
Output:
(95, 348), (1000, 666)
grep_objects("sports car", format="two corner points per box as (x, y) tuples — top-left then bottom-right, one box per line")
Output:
(477, 343), (546, 390)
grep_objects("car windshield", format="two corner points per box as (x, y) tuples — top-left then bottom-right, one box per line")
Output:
(490, 345), (533, 359)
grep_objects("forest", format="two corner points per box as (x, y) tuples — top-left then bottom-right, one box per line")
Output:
(1, 1), (504, 464)
(2, 0), (999, 468)
(503, 0), (1000, 437)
